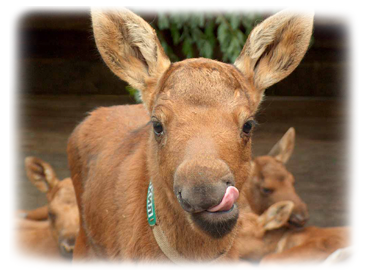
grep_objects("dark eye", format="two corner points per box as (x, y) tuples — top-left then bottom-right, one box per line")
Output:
(152, 121), (164, 136)
(48, 211), (56, 222)
(261, 187), (274, 195)
(242, 120), (255, 135)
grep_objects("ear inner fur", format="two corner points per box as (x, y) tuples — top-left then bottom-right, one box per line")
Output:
(234, 10), (314, 106)
(91, 8), (171, 111)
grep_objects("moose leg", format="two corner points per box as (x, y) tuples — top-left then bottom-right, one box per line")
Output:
(22, 205), (49, 221)
(9, 209), (27, 220)
(9, 217), (49, 230)
(9, 205), (48, 220)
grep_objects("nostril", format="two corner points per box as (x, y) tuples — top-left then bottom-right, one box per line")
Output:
(221, 173), (235, 187)
(177, 190), (183, 203)
(288, 213), (307, 228)
(177, 191), (194, 212)
(224, 179), (235, 187)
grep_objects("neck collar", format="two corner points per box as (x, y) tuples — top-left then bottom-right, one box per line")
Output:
(146, 181), (235, 263)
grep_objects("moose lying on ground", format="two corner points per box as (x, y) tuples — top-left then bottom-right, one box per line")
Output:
(236, 201), (350, 264)
(239, 127), (309, 229)
(235, 129), (349, 263)
(67, 8), (314, 261)
(16, 157), (79, 259)
(237, 127), (309, 268)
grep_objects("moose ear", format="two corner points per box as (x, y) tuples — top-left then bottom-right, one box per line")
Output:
(268, 127), (296, 164)
(91, 8), (171, 111)
(234, 10), (314, 107)
(259, 201), (294, 231)
(25, 157), (59, 193)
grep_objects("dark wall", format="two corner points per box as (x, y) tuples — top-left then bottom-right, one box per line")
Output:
(18, 9), (348, 98)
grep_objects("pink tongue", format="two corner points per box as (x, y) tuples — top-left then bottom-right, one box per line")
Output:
(207, 186), (239, 212)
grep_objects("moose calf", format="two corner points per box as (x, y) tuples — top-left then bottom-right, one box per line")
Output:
(236, 128), (349, 263)
(236, 127), (309, 269)
(9, 157), (79, 269)
(240, 127), (309, 228)
(236, 201), (349, 263)
(68, 8), (314, 261)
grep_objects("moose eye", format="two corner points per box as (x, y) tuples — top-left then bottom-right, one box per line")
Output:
(152, 121), (164, 136)
(48, 211), (56, 222)
(261, 187), (274, 195)
(242, 120), (255, 135)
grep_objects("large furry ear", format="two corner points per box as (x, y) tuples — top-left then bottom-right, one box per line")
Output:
(234, 10), (314, 107)
(91, 8), (171, 111)
(25, 157), (59, 193)
(268, 127), (296, 164)
(258, 201), (294, 231)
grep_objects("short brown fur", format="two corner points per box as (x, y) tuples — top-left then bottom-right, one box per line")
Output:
(236, 201), (350, 263)
(16, 157), (79, 259)
(68, 8), (313, 261)
(240, 127), (309, 227)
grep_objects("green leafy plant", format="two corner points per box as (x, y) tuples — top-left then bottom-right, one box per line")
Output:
(155, 12), (262, 63)
(125, 85), (141, 103)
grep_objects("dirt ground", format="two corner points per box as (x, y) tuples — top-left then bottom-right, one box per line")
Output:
(16, 95), (349, 228)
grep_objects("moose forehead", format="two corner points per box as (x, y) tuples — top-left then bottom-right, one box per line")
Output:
(256, 157), (292, 181)
(49, 180), (76, 206)
(154, 59), (254, 109)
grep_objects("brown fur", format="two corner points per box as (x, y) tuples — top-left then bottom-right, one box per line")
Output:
(9, 226), (71, 270)
(18, 205), (49, 221)
(234, 10), (314, 100)
(236, 201), (349, 263)
(233, 126), (303, 262)
(240, 127), (309, 227)
(260, 226), (350, 264)
(16, 157), (79, 259)
(234, 129), (346, 263)
(68, 8), (313, 261)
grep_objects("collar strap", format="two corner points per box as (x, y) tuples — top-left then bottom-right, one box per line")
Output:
(146, 181), (233, 263)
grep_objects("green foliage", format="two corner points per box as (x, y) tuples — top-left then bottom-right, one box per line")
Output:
(154, 12), (263, 63)
(126, 86), (142, 103)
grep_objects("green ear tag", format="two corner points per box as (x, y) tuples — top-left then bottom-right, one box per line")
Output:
(146, 181), (157, 226)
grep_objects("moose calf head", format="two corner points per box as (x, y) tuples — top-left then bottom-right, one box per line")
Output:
(91, 9), (313, 239)
(25, 157), (79, 258)
(247, 128), (309, 228)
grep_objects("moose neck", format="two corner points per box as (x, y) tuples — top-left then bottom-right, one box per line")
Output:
(147, 164), (238, 261)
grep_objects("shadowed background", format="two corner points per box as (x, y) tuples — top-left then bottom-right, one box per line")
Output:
(17, 8), (349, 228)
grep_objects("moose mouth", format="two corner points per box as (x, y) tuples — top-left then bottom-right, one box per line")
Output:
(288, 220), (304, 228)
(59, 245), (74, 259)
(190, 186), (239, 239)
(206, 186), (239, 213)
